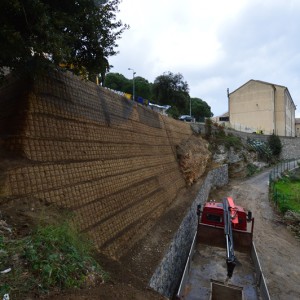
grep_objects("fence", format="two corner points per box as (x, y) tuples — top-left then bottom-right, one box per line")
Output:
(269, 159), (300, 212)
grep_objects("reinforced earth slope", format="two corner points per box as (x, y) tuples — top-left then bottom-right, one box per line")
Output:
(0, 71), (193, 259)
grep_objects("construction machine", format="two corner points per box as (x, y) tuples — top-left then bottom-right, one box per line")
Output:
(176, 197), (269, 300)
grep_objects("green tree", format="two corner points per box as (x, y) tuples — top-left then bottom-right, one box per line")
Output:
(189, 97), (213, 122)
(134, 76), (152, 100)
(104, 73), (152, 100)
(0, 0), (127, 81)
(152, 72), (189, 116)
(268, 133), (282, 156)
(104, 72), (130, 91)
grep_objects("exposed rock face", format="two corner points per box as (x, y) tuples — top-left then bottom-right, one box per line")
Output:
(176, 136), (212, 185)
(212, 145), (267, 178)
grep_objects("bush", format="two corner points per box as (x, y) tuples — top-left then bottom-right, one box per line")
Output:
(205, 118), (212, 139)
(268, 134), (282, 156)
(247, 163), (259, 177)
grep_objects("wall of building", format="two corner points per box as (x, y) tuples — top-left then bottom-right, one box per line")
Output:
(229, 81), (275, 135)
(0, 71), (193, 259)
(295, 122), (300, 137)
(229, 80), (296, 137)
(284, 89), (296, 137)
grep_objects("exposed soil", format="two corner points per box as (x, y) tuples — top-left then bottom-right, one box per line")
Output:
(1, 169), (300, 300)
(0, 178), (204, 300)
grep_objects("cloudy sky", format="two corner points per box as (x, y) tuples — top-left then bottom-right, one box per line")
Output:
(109, 0), (300, 117)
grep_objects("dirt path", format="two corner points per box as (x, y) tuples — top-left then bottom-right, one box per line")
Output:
(209, 169), (300, 300)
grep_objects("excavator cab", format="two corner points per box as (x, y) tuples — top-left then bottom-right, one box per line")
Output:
(197, 197), (255, 279)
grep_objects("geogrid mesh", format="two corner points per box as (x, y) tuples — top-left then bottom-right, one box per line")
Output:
(0, 71), (193, 259)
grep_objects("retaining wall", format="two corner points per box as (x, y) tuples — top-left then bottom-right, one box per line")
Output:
(149, 164), (228, 298)
(0, 71), (193, 259)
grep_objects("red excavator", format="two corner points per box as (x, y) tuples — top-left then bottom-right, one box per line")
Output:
(197, 197), (254, 279)
(176, 197), (270, 300)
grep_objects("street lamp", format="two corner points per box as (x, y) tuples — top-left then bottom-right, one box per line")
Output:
(128, 68), (136, 101)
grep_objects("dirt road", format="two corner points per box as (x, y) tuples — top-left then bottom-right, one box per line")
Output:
(209, 169), (300, 300)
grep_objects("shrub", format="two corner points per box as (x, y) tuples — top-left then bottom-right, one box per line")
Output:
(0, 220), (107, 299)
(205, 118), (212, 139)
(247, 163), (259, 177)
(268, 134), (282, 156)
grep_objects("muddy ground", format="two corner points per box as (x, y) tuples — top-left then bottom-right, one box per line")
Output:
(2, 169), (300, 300)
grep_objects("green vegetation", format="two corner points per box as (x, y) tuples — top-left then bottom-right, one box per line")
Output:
(271, 172), (300, 213)
(206, 122), (243, 151)
(0, 0), (127, 82)
(105, 71), (213, 120)
(268, 134), (282, 157)
(222, 133), (243, 150)
(0, 220), (107, 299)
(246, 163), (259, 177)
(247, 137), (273, 162)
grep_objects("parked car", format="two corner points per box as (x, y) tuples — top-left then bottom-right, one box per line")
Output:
(179, 115), (193, 122)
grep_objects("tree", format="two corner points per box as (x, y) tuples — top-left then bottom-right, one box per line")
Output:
(134, 76), (152, 100)
(104, 72), (129, 91)
(268, 133), (282, 157)
(104, 72), (152, 100)
(152, 72), (189, 115)
(0, 0), (127, 81)
(189, 97), (213, 122)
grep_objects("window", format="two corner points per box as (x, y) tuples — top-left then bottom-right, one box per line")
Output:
(206, 214), (222, 223)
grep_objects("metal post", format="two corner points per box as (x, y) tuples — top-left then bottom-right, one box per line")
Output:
(128, 68), (136, 101)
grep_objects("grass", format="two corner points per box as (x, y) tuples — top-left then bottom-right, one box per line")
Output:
(272, 174), (300, 213)
(0, 219), (108, 299)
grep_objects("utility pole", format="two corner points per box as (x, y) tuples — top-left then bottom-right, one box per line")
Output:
(128, 68), (136, 101)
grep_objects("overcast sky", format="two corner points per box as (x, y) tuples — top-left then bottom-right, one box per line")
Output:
(109, 0), (300, 117)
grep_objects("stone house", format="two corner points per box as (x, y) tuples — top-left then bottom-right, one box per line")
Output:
(228, 80), (296, 137)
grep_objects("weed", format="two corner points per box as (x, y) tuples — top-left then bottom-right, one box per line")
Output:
(247, 163), (259, 177)
(0, 220), (108, 299)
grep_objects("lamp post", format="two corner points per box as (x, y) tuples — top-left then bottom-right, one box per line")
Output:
(128, 68), (136, 101)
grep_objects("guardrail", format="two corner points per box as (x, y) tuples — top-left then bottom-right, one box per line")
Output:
(175, 231), (197, 299)
(251, 242), (271, 300)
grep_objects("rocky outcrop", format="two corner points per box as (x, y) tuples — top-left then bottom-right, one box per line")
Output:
(176, 136), (212, 185)
(212, 145), (268, 178)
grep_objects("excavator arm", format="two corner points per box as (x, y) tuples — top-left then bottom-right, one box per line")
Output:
(223, 198), (236, 278)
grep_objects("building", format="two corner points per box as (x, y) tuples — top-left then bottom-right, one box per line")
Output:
(295, 118), (300, 137)
(228, 80), (296, 137)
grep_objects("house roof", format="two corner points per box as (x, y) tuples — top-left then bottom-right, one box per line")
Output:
(218, 111), (229, 117)
(295, 118), (300, 124)
(229, 79), (296, 110)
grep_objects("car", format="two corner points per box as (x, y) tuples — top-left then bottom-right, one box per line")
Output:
(179, 115), (193, 122)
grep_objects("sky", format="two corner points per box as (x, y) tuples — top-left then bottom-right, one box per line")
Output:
(109, 0), (300, 117)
